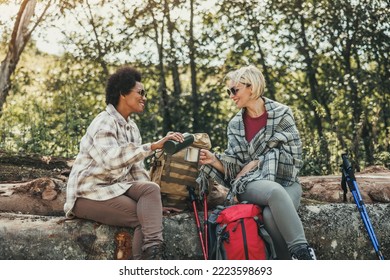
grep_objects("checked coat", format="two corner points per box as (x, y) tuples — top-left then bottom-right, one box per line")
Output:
(197, 97), (303, 198)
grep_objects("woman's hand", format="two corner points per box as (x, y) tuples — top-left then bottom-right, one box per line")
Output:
(151, 132), (184, 151)
(198, 149), (217, 165)
(235, 160), (259, 179)
(199, 149), (226, 174)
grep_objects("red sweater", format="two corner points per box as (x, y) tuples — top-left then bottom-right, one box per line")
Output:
(243, 111), (268, 142)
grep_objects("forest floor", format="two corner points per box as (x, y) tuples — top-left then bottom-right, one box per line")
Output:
(0, 151), (72, 182)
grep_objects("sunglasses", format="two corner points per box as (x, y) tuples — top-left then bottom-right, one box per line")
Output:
(133, 89), (147, 98)
(226, 83), (251, 97)
(227, 87), (239, 97)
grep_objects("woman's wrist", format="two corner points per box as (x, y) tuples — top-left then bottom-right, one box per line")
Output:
(211, 153), (217, 164)
(151, 142), (160, 151)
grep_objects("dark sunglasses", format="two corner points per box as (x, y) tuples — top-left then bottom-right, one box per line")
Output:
(226, 83), (251, 97)
(227, 87), (239, 97)
(134, 89), (147, 98)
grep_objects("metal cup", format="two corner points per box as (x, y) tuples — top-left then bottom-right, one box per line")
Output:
(184, 146), (200, 162)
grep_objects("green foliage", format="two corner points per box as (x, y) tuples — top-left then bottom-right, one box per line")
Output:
(0, 0), (389, 175)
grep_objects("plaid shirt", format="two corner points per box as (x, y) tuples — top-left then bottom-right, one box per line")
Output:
(197, 97), (303, 198)
(64, 104), (153, 218)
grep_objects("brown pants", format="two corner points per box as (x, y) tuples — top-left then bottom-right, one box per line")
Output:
(73, 181), (163, 259)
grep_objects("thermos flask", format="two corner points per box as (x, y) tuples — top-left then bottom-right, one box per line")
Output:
(163, 133), (195, 155)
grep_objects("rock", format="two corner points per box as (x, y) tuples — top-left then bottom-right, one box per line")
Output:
(0, 211), (202, 260)
(300, 203), (389, 260)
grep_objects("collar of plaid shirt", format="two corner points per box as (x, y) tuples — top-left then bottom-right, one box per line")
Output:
(106, 104), (130, 125)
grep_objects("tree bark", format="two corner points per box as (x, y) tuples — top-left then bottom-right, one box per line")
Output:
(0, 178), (66, 216)
(342, 11), (364, 171)
(84, 0), (109, 77)
(295, 2), (332, 171)
(1, 169), (389, 217)
(150, 5), (172, 134)
(0, 0), (51, 114)
(165, 0), (183, 130)
(0, 0), (36, 113)
(243, 3), (276, 100)
(189, 0), (200, 132)
(165, 0), (182, 98)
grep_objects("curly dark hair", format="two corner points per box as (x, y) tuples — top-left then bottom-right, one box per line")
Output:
(105, 66), (142, 106)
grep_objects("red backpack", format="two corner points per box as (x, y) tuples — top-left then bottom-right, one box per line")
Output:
(208, 203), (276, 260)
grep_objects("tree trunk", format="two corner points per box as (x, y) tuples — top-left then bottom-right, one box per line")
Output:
(150, 6), (172, 134)
(0, 0), (52, 114)
(243, 4), (276, 100)
(189, 0), (200, 132)
(84, 0), (109, 78)
(165, 0), (182, 98)
(296, 5), (332, 172)
(165, 0), (183, 131)
(0, 178), (66, 216)
(0, 0), (37, 114)
(342, 12), (363, 171)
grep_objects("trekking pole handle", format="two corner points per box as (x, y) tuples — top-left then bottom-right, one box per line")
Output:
(341, 153), (356, 181)
(187, 185), (196, 202)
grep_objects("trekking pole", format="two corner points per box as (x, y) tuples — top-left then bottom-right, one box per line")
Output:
(187, 186), (208, 260)
(203, 193), (208, 257)
(341, 153), (385, 260)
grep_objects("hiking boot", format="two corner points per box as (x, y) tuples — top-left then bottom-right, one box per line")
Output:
(291, 246), (317, 260)
(141, 244), (163, 260)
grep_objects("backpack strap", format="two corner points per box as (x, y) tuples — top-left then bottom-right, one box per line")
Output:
(254, 216), (277, 259)
(216, 224), (227, 260)
(164, 154), (172, 176)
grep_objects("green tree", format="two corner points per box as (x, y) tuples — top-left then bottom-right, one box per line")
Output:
(0, 0), (53, 114)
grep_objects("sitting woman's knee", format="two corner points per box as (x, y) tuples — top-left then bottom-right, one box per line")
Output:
(144, 181), (161, 195)
(262, 207), (273, 221)
(269, 186), (289, 200)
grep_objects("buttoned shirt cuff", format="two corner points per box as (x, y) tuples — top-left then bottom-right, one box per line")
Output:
(143, 143), (153, 153)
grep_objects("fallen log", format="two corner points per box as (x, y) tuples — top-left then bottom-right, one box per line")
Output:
(0, 203), (389, 260)
(0, 178), (229, 216)
(0, 177), (66, 216)
(300, 172), (390, 203)
(1, 171), (389, 217)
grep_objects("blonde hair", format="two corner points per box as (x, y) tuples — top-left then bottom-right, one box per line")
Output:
(225, 65), (266, 99)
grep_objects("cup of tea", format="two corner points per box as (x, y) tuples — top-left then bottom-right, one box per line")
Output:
(184, 146), (200, 162)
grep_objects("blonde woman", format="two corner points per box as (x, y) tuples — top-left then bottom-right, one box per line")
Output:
(198, 65), (316, 260)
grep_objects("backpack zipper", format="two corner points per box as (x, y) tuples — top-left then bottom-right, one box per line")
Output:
(240, 219), (249, 259)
